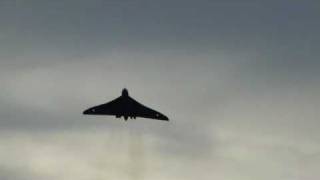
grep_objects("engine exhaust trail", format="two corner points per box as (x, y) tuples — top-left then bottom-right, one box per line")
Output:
(127, 127), (145, 180)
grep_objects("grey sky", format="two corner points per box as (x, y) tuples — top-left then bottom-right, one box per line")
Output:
(1, 1), (320, 180)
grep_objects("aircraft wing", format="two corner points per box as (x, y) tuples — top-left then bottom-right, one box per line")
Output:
(127, 97), (169, 121)
(83, 96), (123, 116)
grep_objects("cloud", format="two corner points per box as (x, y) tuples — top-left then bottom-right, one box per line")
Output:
(0, 129), (213, 180)
(1, 121), (320, 180)
(1, 1), (320, 179)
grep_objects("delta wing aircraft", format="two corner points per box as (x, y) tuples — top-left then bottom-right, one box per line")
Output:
(83, 89), (169, 121)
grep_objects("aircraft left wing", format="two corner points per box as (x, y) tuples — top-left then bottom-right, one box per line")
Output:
(127, 97), (169, 121)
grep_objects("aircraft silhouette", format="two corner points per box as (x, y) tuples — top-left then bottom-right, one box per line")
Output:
(83, 89), (169, 121)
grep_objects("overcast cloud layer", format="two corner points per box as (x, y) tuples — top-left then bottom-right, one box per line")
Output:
(1, 1), (320, 180)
